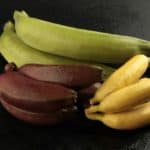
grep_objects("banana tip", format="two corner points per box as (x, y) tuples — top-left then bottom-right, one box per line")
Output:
(90, 97), (99, 105)
(13, 10), (28, 21)
(3, 21), (14, 31)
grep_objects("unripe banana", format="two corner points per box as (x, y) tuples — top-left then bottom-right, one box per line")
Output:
(14, 10), (150, 64)
(91, 54), (149, 104)
(87, 78), (150, 113)
(0, 22), (80, 66)
(0, 22), (115, 80)
(85, 102), (150, 130)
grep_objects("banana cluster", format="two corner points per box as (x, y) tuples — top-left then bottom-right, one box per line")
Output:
(2, 10), (150, 80)
(14, 11), (150, 64)
(0, 63), (102, 125)
(0, 10), (150, 129)
(85, 55), (150, 130)
(0, 21), (114, 81)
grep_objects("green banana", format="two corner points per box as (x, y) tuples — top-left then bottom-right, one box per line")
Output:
(14, 10), (150, 64)
(0, 22), (115, 80)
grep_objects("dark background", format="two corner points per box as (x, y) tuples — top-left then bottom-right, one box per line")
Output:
(0, 0), (150, 150)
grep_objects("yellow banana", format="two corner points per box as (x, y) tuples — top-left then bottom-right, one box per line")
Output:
(85, 101), (150, 130)
(0, 22), (114, 80)
(87, 78), (150, 113)
(91, 54), (149, 104)
(14, 10), (150, 64)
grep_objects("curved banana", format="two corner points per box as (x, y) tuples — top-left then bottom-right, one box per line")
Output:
(0, 22), (114, 80)
(0, 22), (78, 66)
(86, 78), (150, 113)
(91, 54), (149, 104)
(85, 101), (150, 130)
(14, 10), (150, 64)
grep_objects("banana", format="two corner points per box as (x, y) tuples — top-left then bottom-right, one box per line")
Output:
(0, 22), (81, 66)
(0, 71), (77, 113)
(18, 64), (102, 89)
(85, 101), (150, 130)
(0, 21), (115, 80)
(14, 10), (150, 64)
(1, 100), (77, 125)
(86, 78), (150, 113)
(91, 54), (149, 104)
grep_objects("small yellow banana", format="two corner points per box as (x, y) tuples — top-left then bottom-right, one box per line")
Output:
(85, 101), (150, 130)
(91, 54), (149, 104)
(87, 78), (150, 113)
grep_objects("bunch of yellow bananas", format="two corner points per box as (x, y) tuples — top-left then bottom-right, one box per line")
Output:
(85, 55), (150, 130)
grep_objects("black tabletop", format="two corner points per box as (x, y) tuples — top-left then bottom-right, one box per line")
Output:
(0, 0), (150, 150)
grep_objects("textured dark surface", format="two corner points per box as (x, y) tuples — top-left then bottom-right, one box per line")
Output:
(0, 0), (150, 150)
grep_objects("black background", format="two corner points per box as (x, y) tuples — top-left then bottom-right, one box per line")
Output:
(0, 0), (150, 150)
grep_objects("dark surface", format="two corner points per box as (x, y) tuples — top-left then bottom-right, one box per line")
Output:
(0, 0), (150, 150)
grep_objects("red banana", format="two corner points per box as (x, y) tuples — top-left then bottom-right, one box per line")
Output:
(1, 100), (77, 125)
(18, 64), (102, 89)
(0, 71), (77, 113)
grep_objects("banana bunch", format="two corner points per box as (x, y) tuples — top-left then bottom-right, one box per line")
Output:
(0, 22), (114, 81)
(0, 10), (150, 129)
(0, 71), (77, 125)
(13, 11), (150, 64)
(2, 10), (150, 80)
(0, 63), (102, 125)
(85, 55), (150, 130)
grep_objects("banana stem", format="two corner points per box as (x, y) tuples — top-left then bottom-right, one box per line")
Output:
(85, 110), (104, 121)
(85, 105), (100, 114)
